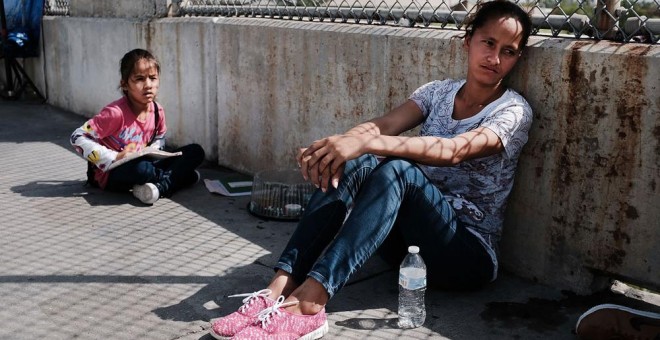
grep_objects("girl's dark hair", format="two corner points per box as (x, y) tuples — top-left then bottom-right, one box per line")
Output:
(463, 0), (533, 51)
(119, 49), (160, 94)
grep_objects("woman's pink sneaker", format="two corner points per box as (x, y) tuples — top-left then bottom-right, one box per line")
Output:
(233, 296), (329, 340)
(209, 289), (276, 340)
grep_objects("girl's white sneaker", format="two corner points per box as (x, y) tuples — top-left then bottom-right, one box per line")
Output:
(132, 183), (159, 204)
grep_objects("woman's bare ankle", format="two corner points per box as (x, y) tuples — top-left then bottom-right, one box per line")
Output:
(301, 300), (325, 315)
(267, 270), (299, 299)
(283, 278), (328, 315)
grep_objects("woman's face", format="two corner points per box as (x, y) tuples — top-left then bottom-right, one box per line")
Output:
(122, 58), (160, 108)
(464, 16), (524, 87)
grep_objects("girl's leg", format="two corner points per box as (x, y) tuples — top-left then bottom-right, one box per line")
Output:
(273, 154), (379, 295)
(152, 143), (205, 197)
(105, 158), (161, 192)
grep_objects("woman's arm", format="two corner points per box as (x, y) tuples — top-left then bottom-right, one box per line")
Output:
(300, 99), (507, 190)
(303, 126), (504, 190)
(361, 127), (503, 166)
(344, 100), (426, 137)
(299, 100), (426, 190)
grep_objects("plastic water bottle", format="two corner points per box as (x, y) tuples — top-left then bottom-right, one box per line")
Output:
(398, 245), (427, 328)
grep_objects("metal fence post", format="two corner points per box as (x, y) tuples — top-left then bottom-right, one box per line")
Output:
(168, 0), (181, 17)
(594, 0), (621, 39)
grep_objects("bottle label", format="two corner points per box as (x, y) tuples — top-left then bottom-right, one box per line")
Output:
(399, 268), (427, 290)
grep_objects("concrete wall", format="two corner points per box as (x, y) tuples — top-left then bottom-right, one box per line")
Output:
(69, 0), (170, 18)
(33, 15), (659, 293)
(501, 40), (660, 292)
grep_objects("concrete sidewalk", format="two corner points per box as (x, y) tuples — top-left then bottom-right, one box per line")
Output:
(0, 101), (638, 340)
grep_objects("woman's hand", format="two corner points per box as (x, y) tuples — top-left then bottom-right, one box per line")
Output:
(298, 134), (368, 191)
(295, 100), (424, 190)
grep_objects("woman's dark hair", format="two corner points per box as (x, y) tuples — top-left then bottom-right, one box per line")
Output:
(119, 49), (160, 94)
(463, 0), (533, 51)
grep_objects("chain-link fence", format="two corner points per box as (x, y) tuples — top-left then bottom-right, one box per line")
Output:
(44, 0), (69, 16)
(42, 0), (659, 43)
(178, 0), (659, 43)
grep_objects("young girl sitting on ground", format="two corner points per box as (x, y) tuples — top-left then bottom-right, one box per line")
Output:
(211, 0), (533, 338)
(70, 48), (204, 204)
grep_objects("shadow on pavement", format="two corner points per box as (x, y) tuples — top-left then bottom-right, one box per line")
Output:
(11, 180), (153, 206)
(1, 101), (621, 340)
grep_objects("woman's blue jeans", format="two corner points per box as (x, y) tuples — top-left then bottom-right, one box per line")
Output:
(105, 143), (204, 197)
(275, 154), (496, 298)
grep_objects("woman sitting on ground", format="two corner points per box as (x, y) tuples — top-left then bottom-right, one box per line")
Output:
(211, 1), (534, 338)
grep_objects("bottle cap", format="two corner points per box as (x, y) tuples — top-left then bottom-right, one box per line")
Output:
(408, 245), (419, 254)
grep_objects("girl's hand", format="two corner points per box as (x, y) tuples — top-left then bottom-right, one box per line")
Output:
(115, 143), (137, 161)
(299, 134), (368, 190)
(116, 149), (131, 161)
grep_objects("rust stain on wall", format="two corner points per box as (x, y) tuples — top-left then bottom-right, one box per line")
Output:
(654, 125), (660, 166)
(547, 40), (653, 278)
(174, 23), (184, 140)
(602, 248), (626, 268)
(260, 31), (279, 167)
(626, 44), (653, 56)
(609, 51), (647, 266)
(346, 71), (366, 94)
(612, 228), (631, 244)
(424, 50), (433, 65)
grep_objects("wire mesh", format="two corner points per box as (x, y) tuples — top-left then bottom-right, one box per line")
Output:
(178, 0), (660, 43)
(44, 0), (69, 16)
(42, 0), (660, 43)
